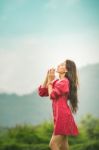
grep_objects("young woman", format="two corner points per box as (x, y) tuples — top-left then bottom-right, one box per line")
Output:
(38, 59), (79, 150)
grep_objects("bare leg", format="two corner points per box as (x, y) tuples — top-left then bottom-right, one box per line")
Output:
(60, 136), (69, 150)
(49, 134), (60, 150)
(49, 134), (68, 150)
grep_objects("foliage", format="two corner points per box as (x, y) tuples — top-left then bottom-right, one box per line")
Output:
(0, 114), (99, 150)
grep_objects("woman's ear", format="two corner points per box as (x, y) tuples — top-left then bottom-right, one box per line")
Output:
(65, 70), (68, 73)
(65, 67), (68, 72)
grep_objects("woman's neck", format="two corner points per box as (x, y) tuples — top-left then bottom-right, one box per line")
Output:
(59, 73), (65, 79)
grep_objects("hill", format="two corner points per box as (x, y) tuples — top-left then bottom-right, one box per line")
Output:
(0, 63), (99, 127)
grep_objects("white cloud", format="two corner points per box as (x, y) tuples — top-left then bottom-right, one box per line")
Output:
(0, 33), (99, 95)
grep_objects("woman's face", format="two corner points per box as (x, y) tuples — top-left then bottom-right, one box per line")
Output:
(57, 61), (67, 74)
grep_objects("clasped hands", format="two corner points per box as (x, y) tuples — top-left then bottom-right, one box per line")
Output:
(43, 68), (55, 87)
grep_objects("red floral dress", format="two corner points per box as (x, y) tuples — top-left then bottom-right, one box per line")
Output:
(38, 78), (79, 136)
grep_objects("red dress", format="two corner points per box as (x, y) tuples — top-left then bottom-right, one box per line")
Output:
(38, 78), (79, 136)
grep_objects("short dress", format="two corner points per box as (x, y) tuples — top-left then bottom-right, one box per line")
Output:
(38, 78), (79, 136)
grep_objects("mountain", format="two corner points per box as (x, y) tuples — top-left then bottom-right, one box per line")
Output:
(0, 91), (52, 127)
(0, 63), (99, 127)
(77, 63), (99, 120)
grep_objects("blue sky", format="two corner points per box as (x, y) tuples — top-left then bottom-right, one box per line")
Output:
(0, 0), (99, 36)
(0, 0), (99, 95)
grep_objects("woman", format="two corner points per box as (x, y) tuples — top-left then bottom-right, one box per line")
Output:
(38, 59), (79, 150)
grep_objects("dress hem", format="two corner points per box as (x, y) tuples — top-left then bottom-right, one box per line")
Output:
(53, 132), (79, 136)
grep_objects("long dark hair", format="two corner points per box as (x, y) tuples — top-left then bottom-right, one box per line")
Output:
(65, 59), (79, 114)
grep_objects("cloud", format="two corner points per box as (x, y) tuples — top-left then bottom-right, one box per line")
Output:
(0, 32), (99, 95)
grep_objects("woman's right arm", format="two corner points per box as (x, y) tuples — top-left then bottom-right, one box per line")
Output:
(38, 72), (49, 97)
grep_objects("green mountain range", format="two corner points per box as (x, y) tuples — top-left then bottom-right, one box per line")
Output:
(0, 63), (99, 127)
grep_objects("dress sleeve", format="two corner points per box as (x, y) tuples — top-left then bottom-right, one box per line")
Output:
(49, 79), (69, 99)
(38, 85), (49, 97)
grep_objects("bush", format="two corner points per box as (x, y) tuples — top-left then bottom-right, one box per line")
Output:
(0, 114), (99, 150)
(0, 143), (50, 150)
(71, 140), (99, 150)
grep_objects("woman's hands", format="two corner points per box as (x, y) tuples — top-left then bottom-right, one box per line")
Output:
(48, 68), (55, 84)
(47, 68), (55, 95)
(42, 68), (55, 87)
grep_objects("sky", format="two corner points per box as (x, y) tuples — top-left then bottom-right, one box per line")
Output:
(0, 0), (99, 95)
